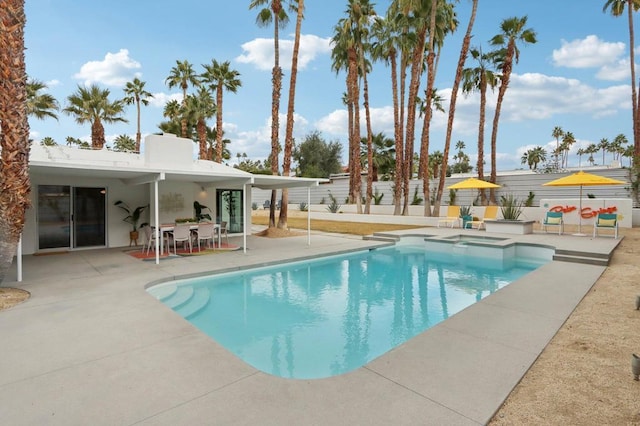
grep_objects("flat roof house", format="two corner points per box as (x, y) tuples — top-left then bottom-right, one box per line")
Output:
(24, 133), (322, 259)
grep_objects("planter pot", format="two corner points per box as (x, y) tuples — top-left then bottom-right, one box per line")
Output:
(129, 230), (139, 246)
(484, 219), (534, 235)
(462, 215), (473, 229)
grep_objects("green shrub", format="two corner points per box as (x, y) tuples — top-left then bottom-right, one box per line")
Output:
(299, 202), (308, 211)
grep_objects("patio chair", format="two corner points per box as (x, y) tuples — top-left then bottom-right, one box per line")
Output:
(141, 224), (158, 254)
(542, 211), (564, 235)
(263, 200), (271, 209)
(465, 205), (498, 230)
(437, 205), (461, 228)
(219, 221), (229, 247)
(167, 223), (193, 254)
(593, 213), (618, 239)
(195, 222), (215, 251)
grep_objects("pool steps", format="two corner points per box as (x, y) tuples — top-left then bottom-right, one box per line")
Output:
(553, 249), (610, 266)
(164, 286), (194, 310)
(176, 287), (211, 319)
(148, 284), (212, 319)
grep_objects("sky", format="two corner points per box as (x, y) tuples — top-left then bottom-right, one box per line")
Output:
(23, 0), (638, 171)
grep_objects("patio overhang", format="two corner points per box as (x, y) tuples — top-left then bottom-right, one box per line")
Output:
(251, 175), (328, 190)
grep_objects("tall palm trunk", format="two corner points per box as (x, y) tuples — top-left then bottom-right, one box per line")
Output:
(348, 47), (362, 214)
(627, 0), (640, 158)
(363, 70), (374, 214)
(420, 0), (438, 217)
(435, 0), (477, 213)
(215, 83), (224, 162)
(391, 50), (403, 215)
(197, 119), (207, 159)
(91, 118), (105, 149)
(279, 0), (304, 229)
(269, 10), (282, 229)
(477, 72), (488, 204)
(490, 45), (514, 204)
(0, 0), (30, 284)
(403, 27), (428, 216)
(135, 97), (142, 152)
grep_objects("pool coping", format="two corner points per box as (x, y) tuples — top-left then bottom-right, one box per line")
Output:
(0, 227), (621, 425)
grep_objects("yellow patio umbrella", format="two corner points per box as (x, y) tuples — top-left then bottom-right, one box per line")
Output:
(447, 177), (501, 190)
(448, 178), (501, 225)
(542, 171), (625, 233)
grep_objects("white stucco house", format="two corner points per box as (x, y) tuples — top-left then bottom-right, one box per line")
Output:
(24, 133), (323, 259)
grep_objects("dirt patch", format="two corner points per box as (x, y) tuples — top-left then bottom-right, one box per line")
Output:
(489, 227), (640, 425)
(0, 288), (30, 311)
(255, 227), (306, 238)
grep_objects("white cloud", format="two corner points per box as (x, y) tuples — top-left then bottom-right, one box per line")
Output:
(236, 34), (331, 71)
(552, 35), (625, 69)
(147, 92), (182, 108)
(45, 79), (61, 87)
(73, 49), (142, 87)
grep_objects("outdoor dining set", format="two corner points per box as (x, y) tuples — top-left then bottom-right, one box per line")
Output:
(140, 221), (229, 255)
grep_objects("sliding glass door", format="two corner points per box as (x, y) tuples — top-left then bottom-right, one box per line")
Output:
(216, 189), (244, 233)
(37, 185), (106, 250)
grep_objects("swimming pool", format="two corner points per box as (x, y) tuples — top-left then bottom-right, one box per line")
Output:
(147, 244), (548, 379)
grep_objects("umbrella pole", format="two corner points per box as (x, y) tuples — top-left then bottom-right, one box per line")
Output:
(579, 185), (582, 233)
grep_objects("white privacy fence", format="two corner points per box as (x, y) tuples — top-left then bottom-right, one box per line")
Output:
(252, 167), (633, 209)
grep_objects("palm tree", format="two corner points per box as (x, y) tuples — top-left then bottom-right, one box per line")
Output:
(370, 14), (406, 214)
(462, 44), (498, 204)
(40, 136), (57, 146)
(201, 59), (242, 163)
(598, 138), (610, 165)
(488, 16), (537, 202)
(0, 0), (29, 284)
(112, 134), (136, 152)
(26, 78), (59, 121)
(389, 0), (430, 216)
(123, 77), (153, 152)
(185, 87), (216, 160)
(165, 60), (199, 138)
(561, 131), (576, 168)
(603, 0), (640, 159)
(422, 0), (461, 217)
(576, 147), (586, 167)
(551, 126), (564, 169)
(521, 146), (547, 170)
(280, 0), (305, 227)
(63, 84), (128, 149)
(360, 132), (396, 182)
(250, 0), (291, 228)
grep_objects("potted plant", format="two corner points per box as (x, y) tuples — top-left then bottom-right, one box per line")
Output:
(459, 205), (473, 229)
(193, 201), (212, 222)
(114, 200), (149, 244)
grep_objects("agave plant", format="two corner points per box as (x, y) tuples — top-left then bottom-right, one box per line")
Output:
(499, 194), (523, 220)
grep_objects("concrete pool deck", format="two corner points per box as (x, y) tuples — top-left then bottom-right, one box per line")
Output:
(0, 227), (622, 425)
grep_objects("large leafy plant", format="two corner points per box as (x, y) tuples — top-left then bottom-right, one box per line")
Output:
(114, 200), (148, 231)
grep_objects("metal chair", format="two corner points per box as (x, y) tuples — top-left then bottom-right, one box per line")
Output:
(593, 213), (618, 239)
(542, 211), (564, 235)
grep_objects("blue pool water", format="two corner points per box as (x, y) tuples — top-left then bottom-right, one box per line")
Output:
(148, 245), (546, 379)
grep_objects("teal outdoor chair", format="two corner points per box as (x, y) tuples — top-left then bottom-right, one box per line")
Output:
(542, 211), (564, 235)
(593, 213), (618, 239)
